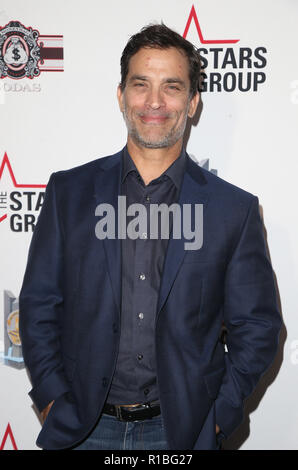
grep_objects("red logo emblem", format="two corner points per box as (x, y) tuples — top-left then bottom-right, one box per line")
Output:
(0, 153), (46, 223)
(183, 5), (239, 44)
(0, 423), (18, 450)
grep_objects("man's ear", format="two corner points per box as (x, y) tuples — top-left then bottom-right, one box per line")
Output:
(117, 84), (124, 113)
(187, 91), (200, 118)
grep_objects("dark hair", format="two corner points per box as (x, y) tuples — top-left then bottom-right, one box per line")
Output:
(120, 23), (201, 97)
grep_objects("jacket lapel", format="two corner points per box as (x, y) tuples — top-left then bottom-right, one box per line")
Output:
(93, 152), (123, 315)
(156, 155), (209, 318)
(93, 150), (209, 320)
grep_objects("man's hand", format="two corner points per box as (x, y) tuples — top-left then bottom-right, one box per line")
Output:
(41, 400), (54, 423)
(216, 424), (220, 434)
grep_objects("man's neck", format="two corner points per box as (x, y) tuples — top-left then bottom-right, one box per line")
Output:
(126, 137), (183, 186)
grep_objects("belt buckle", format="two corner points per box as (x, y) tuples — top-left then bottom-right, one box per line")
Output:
(114, 403), (153, 422)
(115, 405), (124, 421)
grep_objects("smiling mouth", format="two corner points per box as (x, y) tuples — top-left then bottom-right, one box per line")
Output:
(138, 114), (170, 125)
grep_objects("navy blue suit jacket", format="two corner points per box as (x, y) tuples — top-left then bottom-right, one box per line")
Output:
(19, 149), (281, 450)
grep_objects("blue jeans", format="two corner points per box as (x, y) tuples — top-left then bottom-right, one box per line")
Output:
(73, 413), (169, 450)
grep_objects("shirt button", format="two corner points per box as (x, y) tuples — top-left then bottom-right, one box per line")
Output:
(139, 273), (146, 280)
(137, 354), (143, 361)
(145, 196), (150, 202)
(138, 312), (144, 320)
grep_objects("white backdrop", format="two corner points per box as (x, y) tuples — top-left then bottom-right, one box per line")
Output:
(0, 0), (297, 450)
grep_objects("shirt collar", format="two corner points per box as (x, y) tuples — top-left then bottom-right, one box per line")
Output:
(121, 145), (186, 190)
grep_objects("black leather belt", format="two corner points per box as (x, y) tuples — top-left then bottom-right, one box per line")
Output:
(103, 402), (161, 422)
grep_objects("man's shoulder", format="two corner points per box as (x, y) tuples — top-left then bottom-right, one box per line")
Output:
(51, 149), (122, 186)
(193, 162), (257, 205)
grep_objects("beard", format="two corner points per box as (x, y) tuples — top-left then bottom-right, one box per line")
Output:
(122, 104), (190, 149)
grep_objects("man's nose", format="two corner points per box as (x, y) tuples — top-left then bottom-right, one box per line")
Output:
(145, 87), (165, 109)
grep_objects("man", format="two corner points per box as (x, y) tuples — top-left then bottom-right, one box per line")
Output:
(19, 24), (281, 450)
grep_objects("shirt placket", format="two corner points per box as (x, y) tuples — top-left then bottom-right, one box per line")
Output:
(131, 186), (156, 401)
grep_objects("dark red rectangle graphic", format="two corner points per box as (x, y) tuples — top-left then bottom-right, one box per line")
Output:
(40, 48), (63, 60)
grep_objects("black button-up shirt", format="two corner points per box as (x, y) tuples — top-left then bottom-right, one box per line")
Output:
(107, 146), (186, 405)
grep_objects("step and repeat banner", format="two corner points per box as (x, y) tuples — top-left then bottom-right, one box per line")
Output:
(0, 0), (297, 450)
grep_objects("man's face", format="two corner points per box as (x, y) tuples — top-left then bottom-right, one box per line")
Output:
(117, 47), (199, 150)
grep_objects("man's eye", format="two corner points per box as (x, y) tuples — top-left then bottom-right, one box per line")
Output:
(134, 82), (145, 87)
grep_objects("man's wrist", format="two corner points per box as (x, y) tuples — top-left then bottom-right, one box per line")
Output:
(41, 400), (54, 423)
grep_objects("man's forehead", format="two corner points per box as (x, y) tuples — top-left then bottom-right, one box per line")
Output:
(127, 47), (189, 76)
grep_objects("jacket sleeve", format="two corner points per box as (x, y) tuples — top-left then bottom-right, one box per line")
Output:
(214, 196), (282, 438)
(19, 173), (69, 413)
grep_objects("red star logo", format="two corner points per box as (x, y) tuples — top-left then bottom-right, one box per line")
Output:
(0, 153), (46, 223)
(0, 423), (18, 450)
(183, 5), (239, 44)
